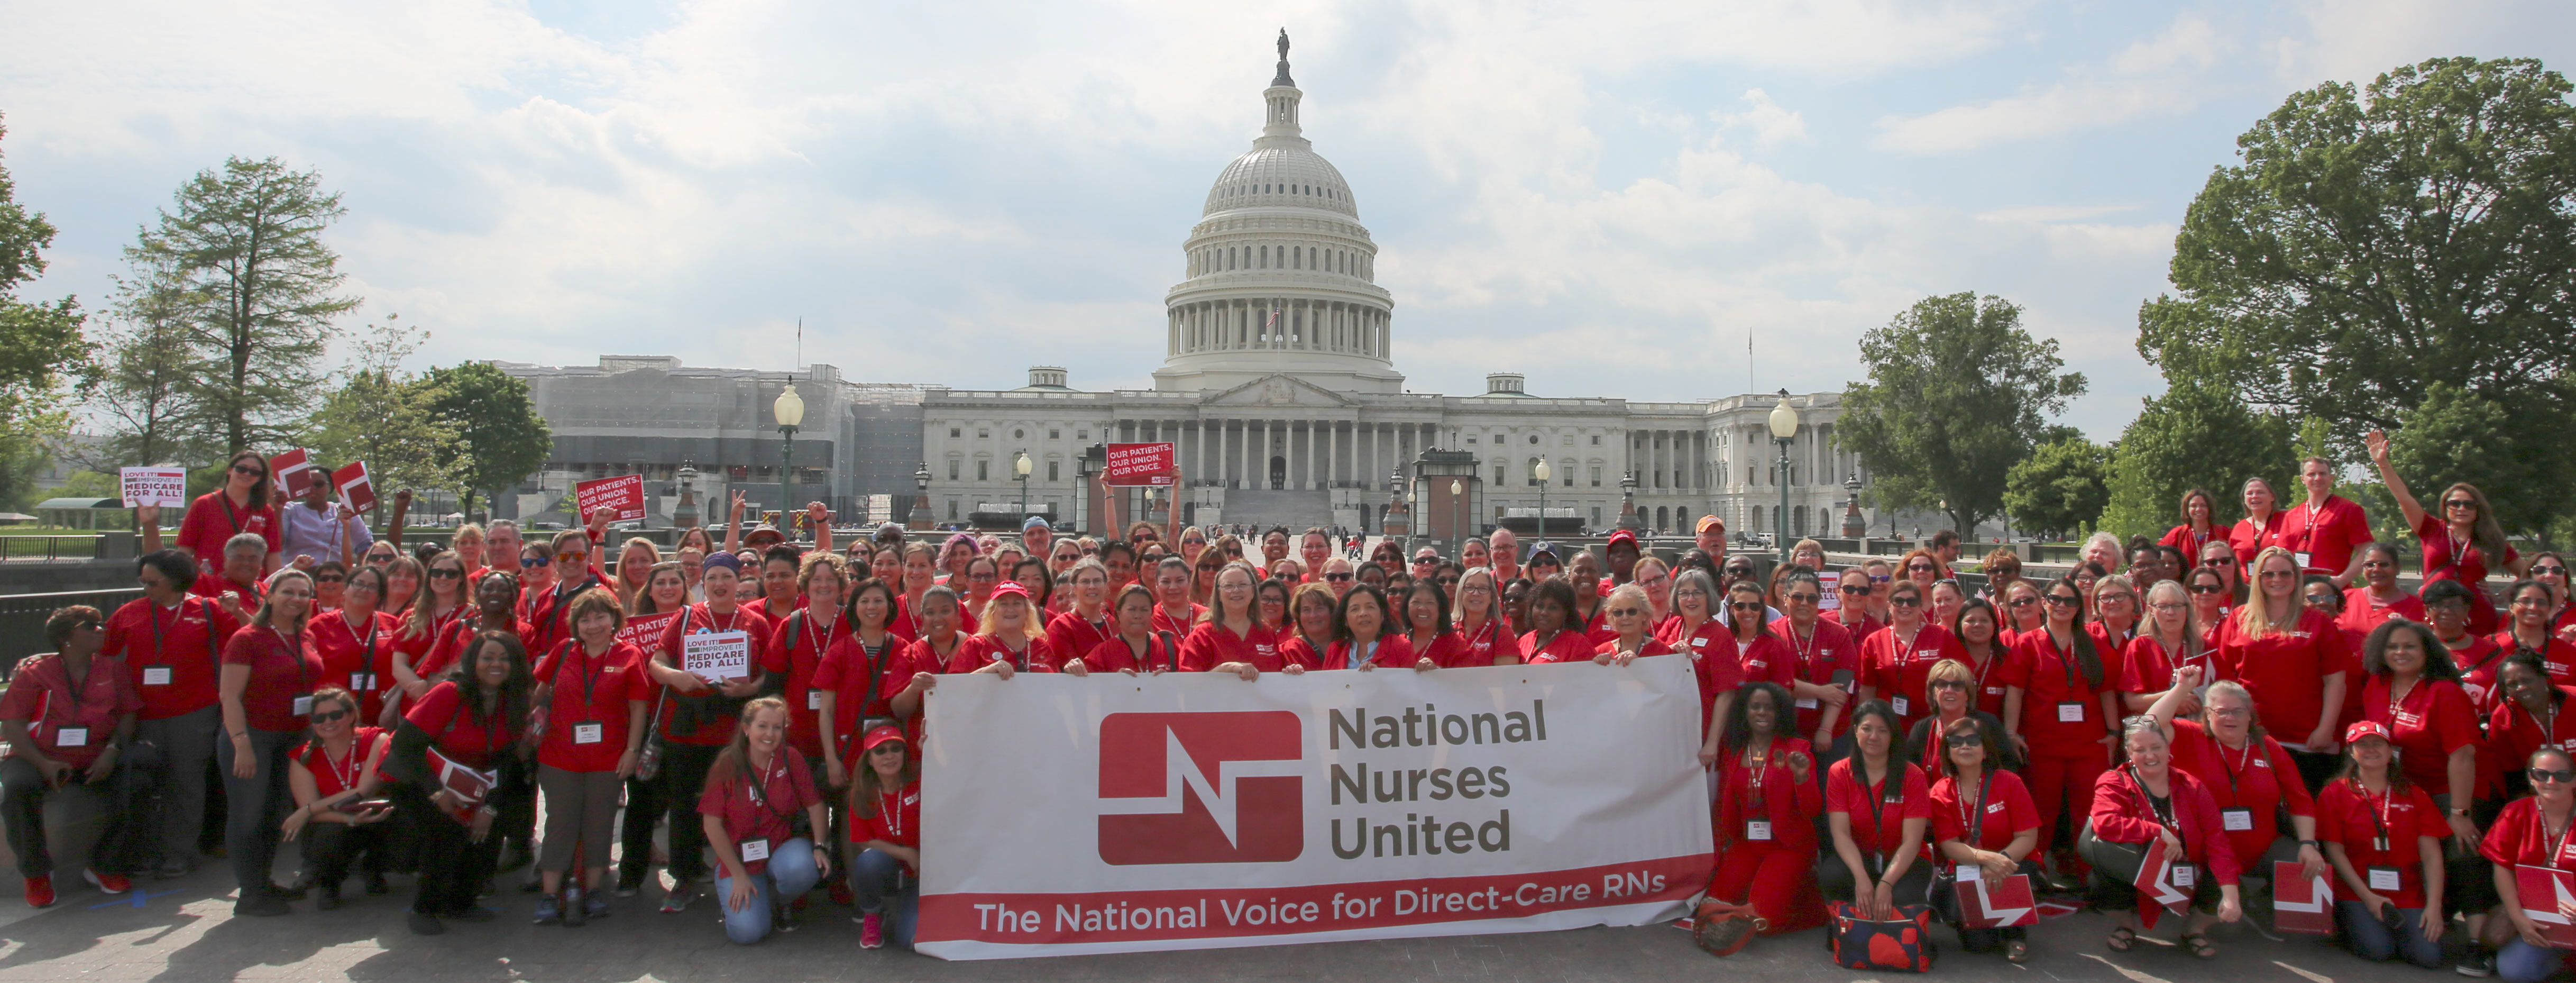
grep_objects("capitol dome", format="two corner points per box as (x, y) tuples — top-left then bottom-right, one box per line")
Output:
(1155, 32), (1401, 395)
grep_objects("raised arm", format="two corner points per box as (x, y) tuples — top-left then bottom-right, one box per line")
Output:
(2364, 430), (2428, 533)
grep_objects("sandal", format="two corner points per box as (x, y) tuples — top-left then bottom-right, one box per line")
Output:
(2181, 933), (2217, 960)
(2006, 940), (2030, 963)
(2105, 926), (2137, 952)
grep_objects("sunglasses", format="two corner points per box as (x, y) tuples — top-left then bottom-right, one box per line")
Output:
(314, 575), (345, 584)
(1784, 593), (1820, 604)
(428, 568), (464, 579)
(2535, 566), (2570, 577)
(869, 743), (906, 756)
(1890, 596), (1921, 607)
(1842, 585), (1873, 596)
(2008, 597), (2038, 607)
(523, 554), (553, 568)
(2190, 584), (2226, 594)
(1867, 575), (1891, 584)
(1908, 563), (1935, 572)
(2445, 499), (2478, 509)
(2043, 595), (2081, 606)
(2532, 767), (2575, 785)
(1325, 572), (1354, 582)
(1728, 601), (1766, 612)
(231, 463), (264, 477)
(310, 708), (351, 724)
(1929, 680), (1969, 691)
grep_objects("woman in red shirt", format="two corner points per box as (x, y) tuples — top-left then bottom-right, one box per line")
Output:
(2088, 575), (2140, 679)
(2343, 544), (2426, 635)
(1085, 585), (1183, 675)
(1517, 580), (1597, 666)
(389, 552), (471, 718)
(1254, 578), (1291, 634)
(1401, 581), (1467, 669)
(847, 724), (920, 950)
(2358, 618), (2482, 837)
(2143, 671), (2326, 894)
(1928, 713), (2039, 962)
(279, 687), (392, 908)
(1768, 573), (1853, 750)
(2425, 581), (2508, 709)
(217, 569), (326, 917)
(1699, 681), (1826, 952)
(1042, 560), (1114, 670)
(313, 565), (398, 724)
(2085, 719), (2245, 958)
(1179, 563), (1292, 678)
(1590, 585), (1672, 667)
(1859, 580), (1959, 739)
(1452, 567), (1521, 667)
(390, 630), (533, 934)
(2002, 576), (2118, 890)
(699, 696), (827, 944)
(2370, 430), (2526, 634)
(2498, 580), (2576, 685)
(1322, 584), (1418, 671)
(2232, 477), (2287, 578)
(529, 589), (652, 926)
(816, 578), (904, 788)
(641, 553), (776, 912)
(2472, 745), (2576, 982)
(2317, 721), (2449, 968)
(2199, 541), (2248, 607)
(2216, 547), (2353, 788)
(2122, 581), (2206, 715)
(2161, 488), (2222, 565)
(1274, 582), (1337, 671)
(1825, 702), (1931, 920)
(178, 450), (282, 576)
(2488, 653), (2576, 803)
(947, 582), (1065, 676)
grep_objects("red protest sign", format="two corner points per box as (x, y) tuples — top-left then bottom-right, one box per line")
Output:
(618, 611), (678, 650)
(1952, 869), (2037, 927)
(1104, 443), (1176, 486)
(2519, 866), (2576, 949)
(332, 461), (375, 514)
(271, 448), (317, 499)
(576, 475), (647, 522)
(2271, 861), (2333, 935)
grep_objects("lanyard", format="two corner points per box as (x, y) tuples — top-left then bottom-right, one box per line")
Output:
(2216, 733), (2256, 804)
(2130, 766), (2185, 853)
(1889, 625), (1922, 668)
(271, 626), (313, 703)
(1858, 762), (1896, 851)
(346, 608), (378, 674)
(743, 752), (795, 822)
(2363, 782), (2393, 849)
(1740, 741), (1772, 806)
(2049, 629), (2080, 692)
(562, 639), (611, 711)
(323, 736), (361, 791)
(1789, 622), (1823, 676)
(2549, 808), (2576, 867)
(1956, 770), (1991, 850)
(221, 494), (250, 535)
(878, 787), (906, 839)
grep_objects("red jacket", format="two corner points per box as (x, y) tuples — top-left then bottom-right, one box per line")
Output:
(2087, 765), (2242, 889)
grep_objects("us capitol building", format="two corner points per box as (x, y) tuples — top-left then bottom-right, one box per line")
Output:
(499, 34), (1858, 542)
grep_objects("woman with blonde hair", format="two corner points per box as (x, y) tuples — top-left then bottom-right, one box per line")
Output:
(2215, 546), (2353, 788)
(611, 537), (661, 606)
(946, 581), (1067, 676)
(700, 696), (829, 943)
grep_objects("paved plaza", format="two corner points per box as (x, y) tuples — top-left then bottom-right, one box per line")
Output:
(0, 864), (2485, 982)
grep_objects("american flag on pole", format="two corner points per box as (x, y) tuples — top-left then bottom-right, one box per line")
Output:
(1264, 306), (1282, 329)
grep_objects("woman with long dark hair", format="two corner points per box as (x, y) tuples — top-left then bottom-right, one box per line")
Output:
(2370, 429), (2526, 634)
(390, 630), (534, 934)
(1824, 700), (1930, 922)
(218, 569), (326, 916)
(1929, 713), (2039, 962)
(2316, 721), (2447, 967)
(178, 449), (281, 576)
(2001, 575), (2117, 891)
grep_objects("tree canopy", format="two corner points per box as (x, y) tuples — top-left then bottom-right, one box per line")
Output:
(1839, 292), (2087, 535)
(2003, 436), (2111, 541)
(422, 362), (551, 521)
(0, 117), (88, 446)
(2098, 376), (2295, 540)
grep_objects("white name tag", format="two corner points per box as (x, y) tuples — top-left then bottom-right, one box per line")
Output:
(1795, 698), (1819, 709)
(572, 722), (604, 745)
(349, 672), (375, 692)
(1891, 697), (1909, 716)
(2220, 808), (2254, 832)
(54, 726), (88, 748)
(738, 838), (771, 862)
(1984, 686), (2004, 697)
(807, 690), (822, 711)
(142, 666), (172, 686)
(292, 695), (314, 716)
(2172, 864), (2196, 888)
(1745, 821), (1773, 841)
(2369, 866), (2402, 891)
(1956, 863), (1981, 881)
(2057, 702), (2086, 723)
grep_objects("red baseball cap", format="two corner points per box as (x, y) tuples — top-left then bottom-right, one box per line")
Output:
(990, 580), (1031, 603)
(1606, 529), (1640, 552)
(858, 724), (908, 753)
(2343, 720), (2393, 745)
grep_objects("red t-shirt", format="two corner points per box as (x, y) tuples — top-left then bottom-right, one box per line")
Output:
(2281, 495), (2372, 576)
(2316, 778), (2445, 909)
(1322, 633), (1417, 671)
(2119, 634), (2206, 698)
(852, 779), (922, 867)
(1518, 629), (1597, 665)
(2230, 512), (2288, 574)
(2000, 629), (2115, 756)
(310, 609), (396, 700)
(1713, 737), (1821, 851)
(947, 634), (1060, 674)
(2361, 676), (2480, 797)
(2480, 796), (2576, 869)
(188, 572), (262, 611)
(656, 605), (775, 746)
(697, 749), (820, 876)
(2341, 589), (2426, 636)
(222, 624), (325, 732)
(1670, 624), (1744, 736)
(298, 727), (388, 798)
(1858, 622), (1961, 733)
(1276, 633), (1329, 671)
(812, 634), (905, 758)
(521, 573), (610, 658)
(176, 490), (280, 562)
(104, 595), (237, 721)
(767, 610), (854, 760)
(2213, 608), (2355, 743)
(2494, 631), (2576, 687)
(1453, 618), (1521, 667)
(2487, 690), (2576, 799)
(532, 640), (652, 772)
(1823, 607), (1883, 642)
(2160, 525), (2222, 565)
(404, 679), (522, 771)
(1826, 758), (1932, 862)
(2166, 718), (2315, 869)
(1928, 769), (2040, 864)
(1411, 631), (1469, 669)
(1085, 633), (1185, 674)
(2455, 637), (2511, 711)
(1044, 611), (1116, 671)
(1179, 622), (1288, 673)
(1774, 618), (1858, 740)
(2419, 515), (2517, 588)
(0, 652), (143, 769)
(1954, 648), (2011, 717)
(1150, 603), (1207, 638)
(418, 617), (535, 682)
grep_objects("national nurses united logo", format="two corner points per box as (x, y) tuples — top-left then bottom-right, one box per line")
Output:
(1096, 711), (1304, 865)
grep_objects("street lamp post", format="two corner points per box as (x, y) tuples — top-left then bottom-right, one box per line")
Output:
(773, 380), (804, 536)
(1450, 479), (1463, 553)
(1014, 451), (1033, 519)
(1841, 472), (1866, 538)
(1533, 459), (1551, 539)
(910, 462), (932, 531)
(1766, 388), (1801, 566)
(674, 462), (701, 530)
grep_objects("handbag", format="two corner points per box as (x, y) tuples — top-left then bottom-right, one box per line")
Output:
(1691, 898), (1768, 957)
(635, 686), (670, 782)
(1828, 900), (1937, 972)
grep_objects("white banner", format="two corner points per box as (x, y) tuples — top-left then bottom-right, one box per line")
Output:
(914, 656), (1714, 959)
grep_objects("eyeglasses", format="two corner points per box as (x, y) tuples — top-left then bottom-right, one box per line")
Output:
(314, 575), (345, 584)
(1606, 606), (1646, 617)
(2531, 767), (2575, 785)
(1929, 680), (1969, 691)
(1325, 572), (1354, 582)
(309, 708), (350, 724)
(2043, 595), (2080, 606)
(869, 744), (906, 756)
(1784, 592), (1820, 604)
(2445, 499), (2478, 510)
(1908, 563), (1935, 572)
(2190, 584), (2226, 594)
(428, 568), (464, 579)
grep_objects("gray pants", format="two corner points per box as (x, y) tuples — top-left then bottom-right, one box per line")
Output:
(214, 727), (300, 893)
(536, 766), (623, 873)
(135, 706), (219, 870)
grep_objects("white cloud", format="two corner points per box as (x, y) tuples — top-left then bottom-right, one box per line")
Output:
(1874, 12), (2228, 154)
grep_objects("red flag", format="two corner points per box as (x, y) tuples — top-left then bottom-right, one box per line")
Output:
(1951, 868), (2037, 927)
(2272, 861), (2334, 935)
(271, 448), (315, 498)
(2518, 866), (2576, 949)
(332, 461), (375, 514)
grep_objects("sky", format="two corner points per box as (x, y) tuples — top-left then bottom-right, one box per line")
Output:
(4, 0), (2572, 439)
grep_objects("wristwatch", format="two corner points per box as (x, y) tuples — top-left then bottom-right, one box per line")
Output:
(2297, 839), (2321, 849)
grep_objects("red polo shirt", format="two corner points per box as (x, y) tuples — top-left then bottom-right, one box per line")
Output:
(812, 635), (904, 758)
(2000, 629), (2114, 757)
(104, 595), (237, 721)
(1044, 611), (1115, 671)
(1827, 758), (1931, 862)
(698, 749), (819, 876)
(1774, 618), (1858, 740)
(2362, 676), (2480, 797)
(1858, 622), (1961, 732)
(1, 652), (142, 769)
(768, 611), (854, 760)
(532, 640), (652, 772)
(1179, 622), (1287, 672)
(852, 778), (922, 867)
(2281, 495), (2372, 576)
(2213, 608), (2354, 743)
(2316, 778), (2444, 909)
(223, 624), (324, 732)
(1929, 769), (2039, 862)
(176, 491), (280, 562)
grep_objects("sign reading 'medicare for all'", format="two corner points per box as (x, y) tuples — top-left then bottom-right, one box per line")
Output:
(913, 658), (1712, 960)
(120, 467), (187, 508)
(681, 631), (751, 681)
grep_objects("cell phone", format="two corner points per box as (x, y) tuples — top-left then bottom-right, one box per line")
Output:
(345, 798), (392, 814)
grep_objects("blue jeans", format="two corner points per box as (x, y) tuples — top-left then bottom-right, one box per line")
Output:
(713, 838), (821, 944)
(2499, 938), (2569, 983)
(851, 848), (920, 949)
(2335, 900), (2442, 968)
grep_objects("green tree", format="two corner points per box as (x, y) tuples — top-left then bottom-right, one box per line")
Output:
(305, 314), (461, 507)
(2372, 382), (2575, 546)
(82, 256), (208, 469)
(1838, 292), (2088, 535)
(2098, 376), (2296, 539)
(2139, 57), (2576, 442)
(128, 157), (357, 457)
(2003, 436), (2112, 540)
(0, 117), (89, 447)
(421, 362), (551, 522)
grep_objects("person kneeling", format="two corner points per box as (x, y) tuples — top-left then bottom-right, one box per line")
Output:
(701, 696), (828, 944)
(848, 724), (920, 950)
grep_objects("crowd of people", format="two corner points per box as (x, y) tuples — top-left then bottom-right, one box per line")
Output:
(6, 438), (2576, 975)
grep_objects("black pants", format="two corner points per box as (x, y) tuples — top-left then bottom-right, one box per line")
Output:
(618, 770), (667, 881)
(2, 753), (156, 878)
(657, 743), (721, 882)
(396, 782), (501, 916)
(301, 819), (390, 888)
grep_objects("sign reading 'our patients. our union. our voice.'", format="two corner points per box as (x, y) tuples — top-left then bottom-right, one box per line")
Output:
(911, 658), (1713, 959)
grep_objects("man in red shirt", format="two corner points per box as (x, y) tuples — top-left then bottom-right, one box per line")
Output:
(1488, 527), (1523, 585)
(2279, 457), (2373, 587)
(105, 549), (239, 879)
(3, 606), (149, 906)
(1259, 527), (1291, 578)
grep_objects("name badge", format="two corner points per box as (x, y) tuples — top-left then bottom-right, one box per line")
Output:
(572, 722), (604, 745)
(349, 672), (375, 692)
(142, 666), (173, 686)
(1956, 863), (1982, 881)
(808, 690), (823, 711)
(1984, 686), (2004, 697)
(2057, 702), (2086, 723)
(738, 838), (771, 862)
(1795, 698), (1819, 709)
(2220, 808), (2254, 832)
(2295, 551), (2314, 570)
(1891, 697), (1909, 716)
(55, 726), (88, 748)
(2172, 863), (2197, 888)
(1745, 821), (1773, 841)
(292, 694), (314, 716)
(2368, 866), (2403, 892)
